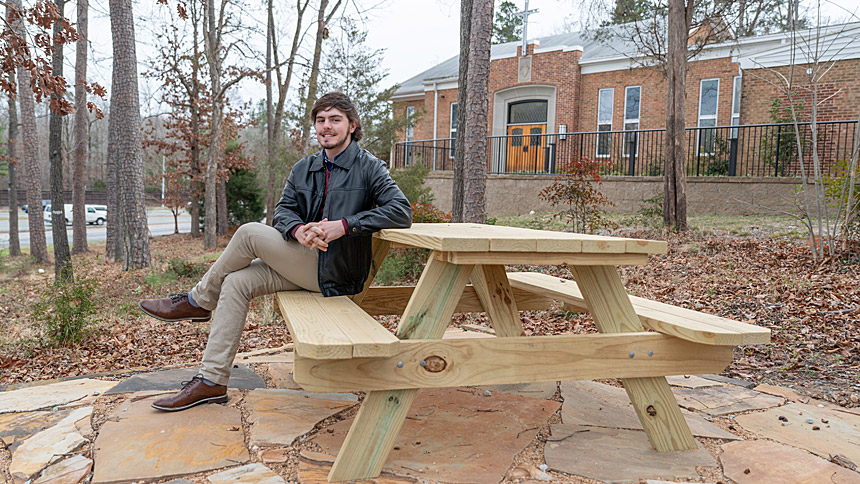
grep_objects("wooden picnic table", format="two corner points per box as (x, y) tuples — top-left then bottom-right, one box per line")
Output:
(275, 223), (771, 482)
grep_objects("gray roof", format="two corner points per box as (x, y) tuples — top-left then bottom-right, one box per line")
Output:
(395, 25), (640, 96)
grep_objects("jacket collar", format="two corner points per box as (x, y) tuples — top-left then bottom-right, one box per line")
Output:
(309, 139), (360, 171)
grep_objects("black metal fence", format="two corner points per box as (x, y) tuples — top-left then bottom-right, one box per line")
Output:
(393, 120), (858, 177)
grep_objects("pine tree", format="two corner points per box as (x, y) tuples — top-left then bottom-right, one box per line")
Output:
(492, 0), (522, 44)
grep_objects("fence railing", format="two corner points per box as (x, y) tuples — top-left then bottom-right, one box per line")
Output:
(392, 120), (858, 177)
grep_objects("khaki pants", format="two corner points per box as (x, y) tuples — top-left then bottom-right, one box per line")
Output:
(191, 222), (320, 385)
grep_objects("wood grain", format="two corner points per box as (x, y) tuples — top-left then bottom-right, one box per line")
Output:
(276, 291), (399, 360)
(327, 254), (472, 481)
(293, 333), (733, 392)
(570, 265), (698, 452)
(439, 251), (649, 266)
(471, 265), (524, 337)
(358, 285), (553, 316)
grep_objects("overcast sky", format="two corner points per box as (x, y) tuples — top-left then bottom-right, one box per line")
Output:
(70, 0), (860, 115)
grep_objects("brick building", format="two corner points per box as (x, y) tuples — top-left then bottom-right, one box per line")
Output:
(392, 21), (860, 175)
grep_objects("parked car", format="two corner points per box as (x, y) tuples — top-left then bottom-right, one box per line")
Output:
(45, 204), (107, 226)
(22, 199), (50, 214)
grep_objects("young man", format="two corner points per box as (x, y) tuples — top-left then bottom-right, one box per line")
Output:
(139, 92), (412, 411)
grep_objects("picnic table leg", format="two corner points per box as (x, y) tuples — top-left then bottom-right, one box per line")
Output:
(472, 265), (524, 337)
(328, 254), (474, 481)
(570, 265), (698, 452)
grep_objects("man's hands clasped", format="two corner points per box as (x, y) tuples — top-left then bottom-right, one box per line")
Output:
(294, 218), (346, 252)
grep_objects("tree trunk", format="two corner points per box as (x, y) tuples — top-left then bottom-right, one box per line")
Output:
(6, 71), (21, 257)
(10, 0), (48, 263)
(300, 0), (341, 149)
(300, 0), (329, 149)
(106, 107), (117, 261)
(217, 172), (227, 235)
(265, 0), (275, 225)
(663, 0), (688, 231)
(72, 0), (89, 255)
(190, 1), (202, 237)
(462, 0), (492, 224)
(109, 0), (150, 269)
(49, 0), (72, 280)
(203, 0), (222, 249)
(452, 0), (472, 223)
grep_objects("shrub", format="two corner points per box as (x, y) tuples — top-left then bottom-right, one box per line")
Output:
(34, 272), (99, 346)
(375, 248), (429, 286)
(168, 257), (208, 279)
(539, 157), (618, 233)
(391, 162), (434, 205)
(411, 202), (451, 223)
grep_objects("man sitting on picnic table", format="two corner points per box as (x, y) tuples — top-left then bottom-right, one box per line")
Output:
(138, 91), (413, 412)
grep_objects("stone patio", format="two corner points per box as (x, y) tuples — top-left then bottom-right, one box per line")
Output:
(1, 337), (859, 484)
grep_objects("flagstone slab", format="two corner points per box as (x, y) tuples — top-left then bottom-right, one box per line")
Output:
(311, 387), (560, 484)
(91, 396), (249, 483)
(245, 389), (357, 447)
(33, 455), (92, 484)
(672, 385), (784, 416)
(262, 363), (303, 390)
(208, 463), (285, 484)
(735, 402), (860, 463)
(0, 409), (75, 452)
(646, 481), (715, 484)
(720, 440), (860, 484)
(10, 407), (92, 481)
(560, 381), (740, 440)
(105, 365), (265, 394)
(297, 451), (418, 483)
(666, 375), (724, 389)
(755, 384), (860, 418)
(544, 424), (715, 483)
(698, 374), (756, 388)
(477, 381), (558, 399)
(0, 379), (113, 414)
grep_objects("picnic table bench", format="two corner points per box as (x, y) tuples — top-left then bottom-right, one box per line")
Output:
(275, 223), (771, 482)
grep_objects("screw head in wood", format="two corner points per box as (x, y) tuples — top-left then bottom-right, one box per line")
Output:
(648, 350), (654, 356)
(629, 352), (635, 358)
(397, 361), (403, 368)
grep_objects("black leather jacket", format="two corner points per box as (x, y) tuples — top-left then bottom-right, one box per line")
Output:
(273, 140), (412, 296)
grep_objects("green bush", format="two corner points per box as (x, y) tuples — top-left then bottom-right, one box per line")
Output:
(168, 257), (208, 279)
(391, 163), (434, 205)
(539, 157), (618, 233)
(34, 273), (99, 346)
(375, 248), (429, 286)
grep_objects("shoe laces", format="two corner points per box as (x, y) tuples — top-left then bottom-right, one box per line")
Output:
(180, 374), (206, 390)
(169, 292), (189, 305)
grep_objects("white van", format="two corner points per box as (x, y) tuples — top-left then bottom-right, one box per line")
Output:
(45, 204), (107, 226)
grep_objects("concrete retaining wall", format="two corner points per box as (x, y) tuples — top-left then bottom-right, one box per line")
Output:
(425, 172), (809, 216)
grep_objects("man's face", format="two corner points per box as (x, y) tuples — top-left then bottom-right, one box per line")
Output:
(315, 107), (356, 153)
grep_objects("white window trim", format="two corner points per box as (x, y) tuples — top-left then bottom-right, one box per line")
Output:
(406, 106), (415, 142)
(697, 78), (720, 155)
(596, 88), (614, 158)
(623, 85), (641, 157)
(730, 76), (742, 138)
(449, 102), (457, 158)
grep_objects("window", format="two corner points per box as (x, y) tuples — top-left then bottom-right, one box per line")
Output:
(449, 102), (458, 158)
(623, 86), (641, 156)
(405, 106), (415, 142)
(730, 76), (741, 138)
(596, 88), (613, 157)
(508, 100), (548, 124)
(698, 78), (719, 154)
(511, 128), (524, 147)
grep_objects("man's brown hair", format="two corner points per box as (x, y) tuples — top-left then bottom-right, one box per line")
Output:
(311, 91), (363, 142)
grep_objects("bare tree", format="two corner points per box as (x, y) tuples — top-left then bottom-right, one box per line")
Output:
(298, 0), (342, 149)
(8, 0), (48, 263)
(48, 0), (72, 280)
(5, 70), (20, 256)
(201, 0), (259, 248)
(663, 0), (691, 230)
(109, 0), (150, 269)
(71, 0), (89, 255)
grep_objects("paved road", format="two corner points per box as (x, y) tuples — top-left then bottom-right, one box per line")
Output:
(0, 208), (192, 249)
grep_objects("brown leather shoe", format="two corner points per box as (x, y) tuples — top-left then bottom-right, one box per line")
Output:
(151, 374), (228, 411)
(139, 293), (211, 322)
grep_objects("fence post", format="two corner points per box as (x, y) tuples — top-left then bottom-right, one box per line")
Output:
(729, 137), (738, 177)
(774, 125), (781, 176)
(627, 137), (636, 176)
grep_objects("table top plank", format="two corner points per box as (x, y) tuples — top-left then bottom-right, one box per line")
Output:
(376, 224), (666, 255)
